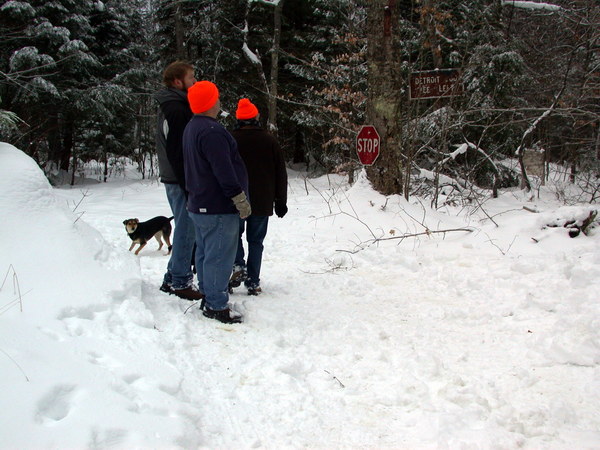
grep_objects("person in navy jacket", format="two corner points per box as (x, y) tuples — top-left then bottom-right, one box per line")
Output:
(182, 80), (250, 324)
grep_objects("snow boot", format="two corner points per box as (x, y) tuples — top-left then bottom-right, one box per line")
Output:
(159, 281), (172, 294)
(229, 264), (247, 289)
(202, 307), (243, 324)
(171, 286), (205, 301)
(247, 283), (262, 296)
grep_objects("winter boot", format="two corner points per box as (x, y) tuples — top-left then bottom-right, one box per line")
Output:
(229, 264), (247, 289)
(247, 283), (262, 296)
(202, 307), (243, 324)
(159, 281), (172, 294)
(171, 286), (205, 301)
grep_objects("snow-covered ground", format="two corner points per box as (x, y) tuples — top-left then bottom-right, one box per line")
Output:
(1, 142), (599, 449)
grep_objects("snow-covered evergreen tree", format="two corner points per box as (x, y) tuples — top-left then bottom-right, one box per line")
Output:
(282, 0), (367, 172)
(0, 0), (152, 181)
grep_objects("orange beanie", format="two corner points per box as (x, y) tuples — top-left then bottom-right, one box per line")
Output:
(236, 98), (259, 120)
(188, 81), (219, 114)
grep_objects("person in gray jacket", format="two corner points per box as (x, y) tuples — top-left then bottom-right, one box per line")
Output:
(155, 61), (203, 301)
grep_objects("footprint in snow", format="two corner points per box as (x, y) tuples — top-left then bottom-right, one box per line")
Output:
(35, 384), (78, 424)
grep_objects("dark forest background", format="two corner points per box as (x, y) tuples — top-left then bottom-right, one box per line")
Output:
(0, 0), (598, 201)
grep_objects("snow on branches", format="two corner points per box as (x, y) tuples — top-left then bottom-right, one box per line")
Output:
(501, 1), (561, 12)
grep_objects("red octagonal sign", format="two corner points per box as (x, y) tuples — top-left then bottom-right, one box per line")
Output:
(356, 125), (380, 166)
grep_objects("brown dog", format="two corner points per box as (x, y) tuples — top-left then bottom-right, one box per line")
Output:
(123, 216), (173, 255)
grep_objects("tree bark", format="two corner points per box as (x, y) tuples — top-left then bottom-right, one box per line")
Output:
(267, 0), (284, 135)
(175, 2), (186, 59)
(62, 119), (73, 173)
(365, 0), (405, 196)
(47, 115), (62, 170)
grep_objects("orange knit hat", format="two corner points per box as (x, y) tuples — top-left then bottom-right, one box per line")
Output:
(188, 81), (219, 114)
(236, 98), (259, 120)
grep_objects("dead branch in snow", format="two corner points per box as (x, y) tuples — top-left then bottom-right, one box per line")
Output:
(338, 227), (474, 254)
(484, 233), (518, 255)
(367, 227), (473, 242)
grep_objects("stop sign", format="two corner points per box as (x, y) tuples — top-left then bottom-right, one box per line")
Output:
(356, 125), (380, 166)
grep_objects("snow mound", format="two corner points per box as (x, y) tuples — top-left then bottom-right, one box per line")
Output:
(0, 144), (171, 449)
(0, 143), (138, 317)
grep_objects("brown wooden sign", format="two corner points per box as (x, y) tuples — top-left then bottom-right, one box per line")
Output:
(409, 69), (463, 100)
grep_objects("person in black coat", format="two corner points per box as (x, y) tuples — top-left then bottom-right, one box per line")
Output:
(229, 98), (288, 295)
(155, 61), (203, 301)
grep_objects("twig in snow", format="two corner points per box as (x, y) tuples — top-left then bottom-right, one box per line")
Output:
(70, 189), (90, 213)
(73, 211), (85, 224)
(472, 195), (498, 227)
(183, 303), (198, 315)
(484, 233), (517, 255)
(324, 370), (345, 388)
(0, 348), (29, 382)
(0, 265), (23, 313)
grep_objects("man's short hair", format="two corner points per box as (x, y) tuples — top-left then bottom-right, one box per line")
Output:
(163, 61), (193, 87)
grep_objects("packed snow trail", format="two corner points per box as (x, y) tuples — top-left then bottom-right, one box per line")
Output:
(50, 167), (600, 448)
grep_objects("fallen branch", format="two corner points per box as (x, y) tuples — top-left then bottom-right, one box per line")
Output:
(336, 227), (475, 253)
(522, 206), (539, 213)
(366, 227), (474, 244)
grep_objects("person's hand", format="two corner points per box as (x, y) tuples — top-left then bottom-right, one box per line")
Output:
(232, 192), (251, 219)
(275, 202), (288, 218)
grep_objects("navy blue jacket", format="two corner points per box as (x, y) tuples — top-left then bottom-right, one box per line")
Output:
(183, 115), (249, 214)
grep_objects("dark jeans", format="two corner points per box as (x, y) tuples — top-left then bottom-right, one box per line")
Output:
(235, 215), (269, 286)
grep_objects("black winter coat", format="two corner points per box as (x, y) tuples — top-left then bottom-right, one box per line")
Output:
(231, 126), (287, 216)
(155, 88), (193, 188)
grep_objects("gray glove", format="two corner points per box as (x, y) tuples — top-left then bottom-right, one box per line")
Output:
(232, 192), (251, 219)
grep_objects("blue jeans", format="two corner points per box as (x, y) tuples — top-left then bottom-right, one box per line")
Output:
(163, 183), (195, 290)
(235, 215), (269, 286)
(189, 213), (239, 311)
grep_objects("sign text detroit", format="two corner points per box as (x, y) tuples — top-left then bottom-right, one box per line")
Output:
(409, 69), (462, 100)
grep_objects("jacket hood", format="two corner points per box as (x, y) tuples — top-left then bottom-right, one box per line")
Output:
(154, 87), (188, 106)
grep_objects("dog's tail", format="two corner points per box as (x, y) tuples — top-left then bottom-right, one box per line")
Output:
(168, 216), (174, 221)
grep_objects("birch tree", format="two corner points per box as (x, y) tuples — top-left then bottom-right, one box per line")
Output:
(240, 0), (284, 133)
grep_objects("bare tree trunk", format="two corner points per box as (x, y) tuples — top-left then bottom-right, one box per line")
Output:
(47, 115), (63, 170)
(175, 2), (186, 59)
(267, 0), (284, 134)
(70, 152), (77, 186)
(103, 153), (108, 183)
(596, 124), (600, 159)
(62, 119), (74, 173)
(365, 0), (404, 196)
(241, 0), (284, 134)
(241, 3), (270, 102)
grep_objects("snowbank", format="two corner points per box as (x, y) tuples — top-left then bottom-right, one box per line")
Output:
(1, 143), (599, 448)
